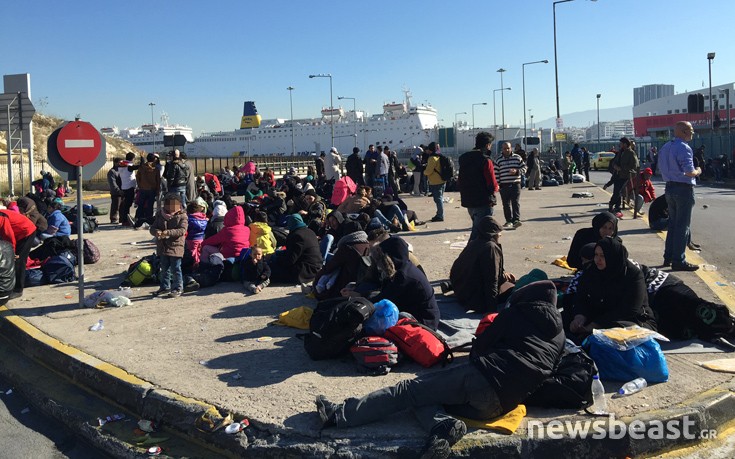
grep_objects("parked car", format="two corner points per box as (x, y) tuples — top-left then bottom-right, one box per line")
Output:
(592, 152), (616, 170)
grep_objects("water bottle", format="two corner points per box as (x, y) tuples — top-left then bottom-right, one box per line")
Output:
(89, 319), (104, 331)
(618, 378), (647, 396)
(701, 264), (717, 272)
(590, 375), (608, 414)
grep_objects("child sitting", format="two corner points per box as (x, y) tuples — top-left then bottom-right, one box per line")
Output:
(249, 211), (276, 255)
(150, 193), (188, 298)
(186, 198), (209, 265)
(637, 167), (656, 203)
(243, 247), (271, 294)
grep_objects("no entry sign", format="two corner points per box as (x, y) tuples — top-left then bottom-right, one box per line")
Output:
(56, 121), (102, 166)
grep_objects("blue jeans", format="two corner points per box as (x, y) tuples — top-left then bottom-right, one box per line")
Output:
(169, 185), (187, 207)
(334, 363), (503, 432)
(429, 183), (445, 219)
(374, 204), (407, 230)
(320, 234), (335, 264)
(160, 255), (183, 291)
(467, 206), (494, 241)
(664, 184), (695, 265)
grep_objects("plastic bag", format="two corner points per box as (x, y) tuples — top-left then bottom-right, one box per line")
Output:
(591, 326), (668, 351)
(363, 299), (399, 336)
(584, 328), (669, 383)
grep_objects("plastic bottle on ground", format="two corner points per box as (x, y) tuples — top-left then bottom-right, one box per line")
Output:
(590, 375), (608, 414)
(89, 319), (104, 331)
(700, 264), (717, 272)
(618, 377), (647, 396)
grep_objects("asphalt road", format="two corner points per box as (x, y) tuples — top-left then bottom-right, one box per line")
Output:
(0, 375), (103, 459)
(587, 170), (735, 288)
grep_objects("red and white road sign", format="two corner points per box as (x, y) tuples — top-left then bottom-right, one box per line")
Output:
(56, 121), (102, 166)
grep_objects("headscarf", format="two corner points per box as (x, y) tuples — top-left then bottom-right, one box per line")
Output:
(193, 197), (208, 212)
(476, 216), (503, 241)
(595, 237), (628, 277)
(212, 200), (227, 218)
(591, 211), (618, 239)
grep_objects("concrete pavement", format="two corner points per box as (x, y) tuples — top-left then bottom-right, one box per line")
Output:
(1, 180), (734, 458)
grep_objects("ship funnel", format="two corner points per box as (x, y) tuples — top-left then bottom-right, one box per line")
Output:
(240, 101), (262, 129)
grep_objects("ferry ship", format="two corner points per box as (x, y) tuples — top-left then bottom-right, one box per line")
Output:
(103, 112), (194, 153)
(186, 90), (439, 158)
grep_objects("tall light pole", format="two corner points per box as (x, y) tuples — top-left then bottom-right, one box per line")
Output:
(148, 102), (156, 153)
(522, 59), (548, 151)
(287, 86), (295, 159)
(338, 96), (357, 148)
(596, 93), (601, 148)
(492, 88), (511, 140)
(497, 68), (507, 141)
(719, 88), (731, 161)
(471, 102), (487, 131)
(707, 52), (715, 129)
(530, 113), (534, 129)
(455, 112), (467, 154)
(309, 73), (334, 148)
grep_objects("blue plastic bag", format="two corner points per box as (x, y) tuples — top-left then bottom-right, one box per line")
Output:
(363, 299), (399, 336)
(585, 331), (669, 383)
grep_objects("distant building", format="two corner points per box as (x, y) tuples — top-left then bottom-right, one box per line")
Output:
(632, 83), (734, 137)
(634, 84), (674, 106)
(585, 120), (634, 141)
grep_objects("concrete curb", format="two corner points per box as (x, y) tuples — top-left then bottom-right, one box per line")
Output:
(1, 302), (734, 458)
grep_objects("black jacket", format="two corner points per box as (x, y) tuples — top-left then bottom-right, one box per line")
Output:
(242, 257), (271, 284)
(279, 226), (323, 284)
(345, 153), (364, 185)
(458, 149), (495, 208)
(450, 216), (505, 312)
(470, 280), (565, 412)
(566, 211), (619, 269)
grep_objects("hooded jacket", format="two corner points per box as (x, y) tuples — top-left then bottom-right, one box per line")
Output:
(150, 209), (188, 258)
(572, 237), (657, 331)
(449, 216), (506, 312)
(273, 215), (323, 283)
(186, 212), (208, 241)
(0, 210), (36, 251)
(470, 280), (565, 413)
(566, 211), (619, 269)
(371, 236), (440, 330)
(249, 221), (276, 255)
(17, 197), (48, 233)
(201, 206), (250, 258)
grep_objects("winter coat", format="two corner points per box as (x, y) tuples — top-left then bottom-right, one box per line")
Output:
(150, 209), (188, 258)
(164, 159), (190, 188)
(204, 216), (224, 239)
(470, 280), (565, 413)
(17, 197), (48, 233)
(424, 155), (444, 186)
(345, 153), (364, 185)
(370, 237), (440, 330)
(249, 221), (276, 255)
(458, 149), (498, 209)
(45, 209), (71, 238)
(242, 257), (271, 284)
(201, 206), (250, 259)
(449, 216), (505, 313)
(337, 195), (370, 214)
(566, 211), (620, 269)
(186, 212), (208, 241)
(325, 150), (342, 181)
(281, 225), (323, 283)
(614, 147), (639, 180)
(0, 210), (36, 251)
(571, 237), (657, 331)
(136, 161), (161, 191)
(107, 167), (122, 196)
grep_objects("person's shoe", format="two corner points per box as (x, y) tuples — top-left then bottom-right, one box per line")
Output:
(688, 241), (702, 251)
(417, 436), (451, 459)
(440, 281), (452, 295)
(8, 291), (22, 300)
(168, 289), (182, 298)
(662, 259), (672, 267)
(183, 279), (200, 293)
(535, 187), (541, 190)
(126, 214), (135, 227)
(315, 395), (339, 428)
(413, 220), (426, 226)
(615, 211), (624, 219)
(502, 221), (515, 230)
(430, 418), (467, 446)
(430, 216), (444, 222)
(672, 261), (699, 272)
(152, 288), (170, 297)
(512, 220), (523, 228)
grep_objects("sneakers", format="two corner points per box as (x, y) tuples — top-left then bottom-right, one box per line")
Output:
(502, 221), (515, 230)
(430, 216), (444, 222)
(152, 288), (170, 297)
(315, 395), (339, 428)
(417, 419), (467, 459)
(418, 436), (451, 459)
(512, 220), (522, 228)
(688, 241), (702, 251)
(168, 289), (182, 298)
(672, 262), (699, 272)
(662, 259), (672, 267)
(615, 211), (624, 219)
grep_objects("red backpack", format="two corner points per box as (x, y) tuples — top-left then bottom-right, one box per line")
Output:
(350, 336), (399, 375)
(384, 317), (453, 368)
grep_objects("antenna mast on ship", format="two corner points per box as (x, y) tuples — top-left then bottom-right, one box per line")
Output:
(160, 112), (170, 127)
(403, 87), (413, 108)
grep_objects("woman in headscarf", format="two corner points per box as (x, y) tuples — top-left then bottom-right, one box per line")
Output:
(312, 229), (371, 300)
(269, 214), (323, 284)
(446, 216), (515, 313)
(566, 237), (656, 341)
(566, 211), (620, 269)
(17, 196), (48, 236)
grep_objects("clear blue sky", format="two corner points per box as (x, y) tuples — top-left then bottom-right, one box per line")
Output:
(3, 0), (732, 134)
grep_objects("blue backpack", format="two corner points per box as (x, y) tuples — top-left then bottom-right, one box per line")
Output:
(42, 251), (77, 284)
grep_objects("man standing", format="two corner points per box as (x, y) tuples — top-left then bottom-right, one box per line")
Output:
(315, 152), (326, 182)
(118, 152), (138, 227)
(376, 146), (390, 191)
(164, 149), (190, 207)
(581, 147), (591, 182)
(571, 143), (583, 174)
(411, 145), (425, 196)
(363, 144), (379, 187)
(458, 132), (498, 241)
(658, 121), (701, 271)
(134, 153), (162, 229)
(107, 158), (123, 224)
(345, 147), (364, 186)
(495, 142), (526, 229)
(423, 142), (446, 222)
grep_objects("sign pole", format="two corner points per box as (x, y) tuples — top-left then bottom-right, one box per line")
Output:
(77, 165), (85, 308)
(6, 101), (13, 196)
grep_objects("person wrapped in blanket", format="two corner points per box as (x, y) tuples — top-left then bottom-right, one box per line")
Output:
(316, 280), (564, 458)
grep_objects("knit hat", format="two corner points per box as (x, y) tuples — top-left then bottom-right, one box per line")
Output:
(337, 230), (369, 249)
(193, 197), (208, 211)
(286, 214), (306, 231)
(212, 200), (227, 218)
(642, 167), (653, 176)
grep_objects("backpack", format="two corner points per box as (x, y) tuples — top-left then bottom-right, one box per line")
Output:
(350, 336), (399, 376)
(71, 215), (98, 233)
(42, 251), (76, 284)
(525, 341), (597, 410)
(124, 254), (159, 286)
(384, 317), (453, 368)
(303, 296), (375, 361)
(82, 239), (101, 264)
(438, 154), (454, 182)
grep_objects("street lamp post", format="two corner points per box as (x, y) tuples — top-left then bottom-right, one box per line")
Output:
(287, 86), (295, 160)
(471, 102), (487, 131)
(596, 94), (601, 148)
(719, 88), (731, 162)
(309, 73), (334, 149)
(522, 60), (548, 151)
(530, 113), (534, 129)
(148, 102), (156, 153)
(492, 88), (511, 141)
(455, 112), (467, 154)
(497, 68), (507, 140)
(338, 96), (358, 148)
(707, 52), (715, 131)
